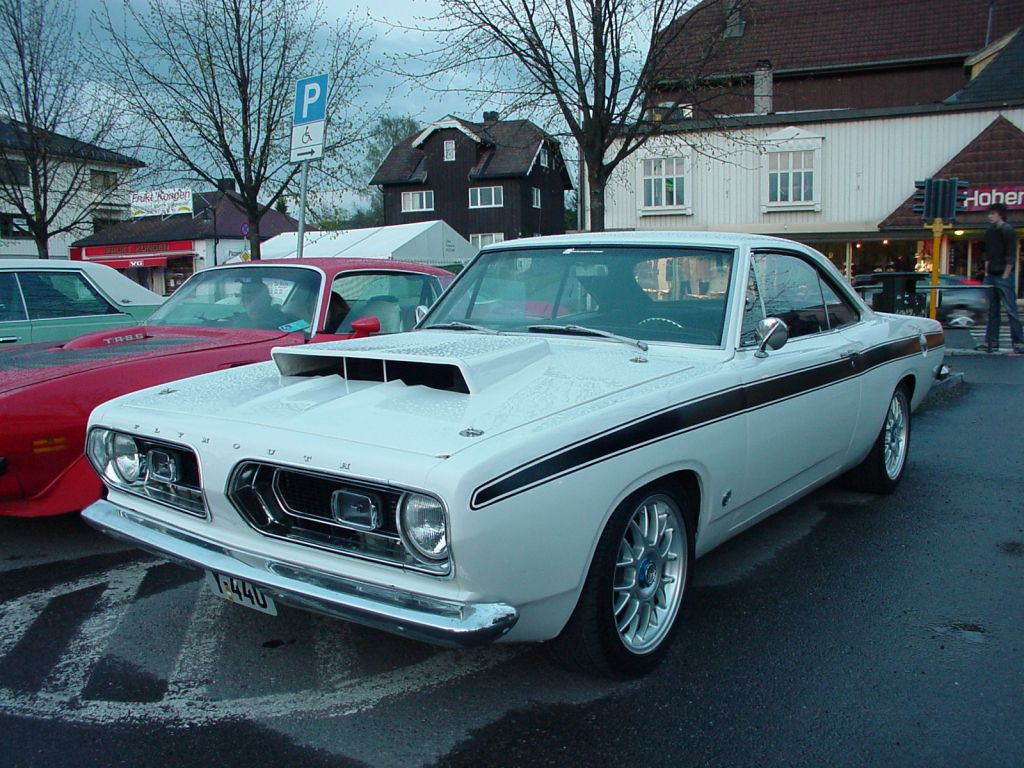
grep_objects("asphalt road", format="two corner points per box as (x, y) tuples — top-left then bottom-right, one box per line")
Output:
(1, 354), (1021, 768)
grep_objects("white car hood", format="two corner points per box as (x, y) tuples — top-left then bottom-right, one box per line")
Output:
(113, 330), (718, 458)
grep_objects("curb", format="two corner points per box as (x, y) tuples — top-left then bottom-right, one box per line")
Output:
(946, 348), (1022, 356)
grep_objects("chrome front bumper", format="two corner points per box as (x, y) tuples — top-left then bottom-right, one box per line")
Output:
(82, 500), (518, 648)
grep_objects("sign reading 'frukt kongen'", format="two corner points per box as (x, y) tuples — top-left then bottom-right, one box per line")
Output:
(130, 188), (194, 218)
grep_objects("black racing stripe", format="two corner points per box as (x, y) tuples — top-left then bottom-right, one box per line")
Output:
(473, 388), (745, 507)
(471, 334), (932, 509)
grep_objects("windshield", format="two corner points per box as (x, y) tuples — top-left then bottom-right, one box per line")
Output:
(146, 265), (321, 332)
(424, 245), (735, 346)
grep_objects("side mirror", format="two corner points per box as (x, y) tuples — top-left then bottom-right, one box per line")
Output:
(754, 317), (788, 358)
(350, 316), (382, 339)
(414, 305), (429, 325)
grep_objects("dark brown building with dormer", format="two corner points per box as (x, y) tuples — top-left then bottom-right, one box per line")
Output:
(371, 114), (573, 249)
(648, 0), (1024, 119)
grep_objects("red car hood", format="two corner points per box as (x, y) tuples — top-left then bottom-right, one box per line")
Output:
(0, 325), (296, 396)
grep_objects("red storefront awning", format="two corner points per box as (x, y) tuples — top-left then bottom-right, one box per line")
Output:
(71, 239), (195, 268)
(92, 255), (169, 268)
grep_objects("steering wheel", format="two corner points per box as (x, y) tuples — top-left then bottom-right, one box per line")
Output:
(639, 316), (685, 329)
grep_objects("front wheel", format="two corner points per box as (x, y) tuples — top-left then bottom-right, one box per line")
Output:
(845, 385), (911, 494)
(547, 484), (694, 678)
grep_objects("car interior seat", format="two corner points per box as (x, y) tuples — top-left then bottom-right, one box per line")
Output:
(360, 295), (402, 333)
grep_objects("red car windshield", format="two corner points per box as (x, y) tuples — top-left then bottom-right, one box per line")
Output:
(146, 266), (322, 332)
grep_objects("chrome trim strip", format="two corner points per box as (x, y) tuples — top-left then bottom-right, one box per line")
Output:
(82, 500), (517, 648)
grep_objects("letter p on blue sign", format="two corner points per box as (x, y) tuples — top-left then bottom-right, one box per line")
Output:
(293, 74), (329, 124)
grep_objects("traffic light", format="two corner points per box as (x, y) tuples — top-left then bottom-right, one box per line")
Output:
(912, 178), (941, 221)
(952, 178), (969, 219)
(911, 177), (970, 222)
(912, 180), (928, 217)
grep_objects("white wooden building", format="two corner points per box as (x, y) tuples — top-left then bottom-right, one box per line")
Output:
(596, 104), (1024, 278)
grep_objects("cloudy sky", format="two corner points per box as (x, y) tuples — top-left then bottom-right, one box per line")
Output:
(74, 0), (479, 124)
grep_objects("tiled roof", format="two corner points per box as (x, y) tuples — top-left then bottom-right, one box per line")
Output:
(655, 0), (1024, 81)
(0, 120), (143, 167)
(72, 190), (297, 246)
(946, 28), (1024, 104)
(879, 116), (1024, 230)
(371, 117), (570, 186)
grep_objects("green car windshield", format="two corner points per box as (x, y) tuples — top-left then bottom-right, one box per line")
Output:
(423, 246), (735, 346)
(146, 266), (321, 333)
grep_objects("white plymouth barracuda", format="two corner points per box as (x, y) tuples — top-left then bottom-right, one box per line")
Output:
(82, 232), (946, 677)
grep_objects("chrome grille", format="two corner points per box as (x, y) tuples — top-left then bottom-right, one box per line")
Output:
(227, 462), (449, 574)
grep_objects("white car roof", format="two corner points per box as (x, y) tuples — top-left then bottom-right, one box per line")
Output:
(486, 230), (808, 251)
(0, 258), (164, 306)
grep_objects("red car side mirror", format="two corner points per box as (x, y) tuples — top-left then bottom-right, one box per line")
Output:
(349, 316), (382, 338)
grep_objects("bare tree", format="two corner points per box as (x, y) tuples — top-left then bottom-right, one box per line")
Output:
(95, 0), (374, 258)
(390, 0), (744, 231)
(0, 0), (140, 258)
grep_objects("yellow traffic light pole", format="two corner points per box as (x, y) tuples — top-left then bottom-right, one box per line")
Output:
(927, 217), (947, 321)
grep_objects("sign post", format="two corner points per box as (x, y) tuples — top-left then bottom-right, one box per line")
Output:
(291, 74), (329, 259)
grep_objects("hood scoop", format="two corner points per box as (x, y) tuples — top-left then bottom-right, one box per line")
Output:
(272, 334), (552, 395)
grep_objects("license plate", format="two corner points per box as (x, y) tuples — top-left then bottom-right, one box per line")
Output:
(206, 571), (277, 616)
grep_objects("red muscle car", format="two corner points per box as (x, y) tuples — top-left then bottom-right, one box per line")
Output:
(0, 258), (453, 517)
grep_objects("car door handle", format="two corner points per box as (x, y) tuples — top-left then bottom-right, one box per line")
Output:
(0, 336), (21, 343)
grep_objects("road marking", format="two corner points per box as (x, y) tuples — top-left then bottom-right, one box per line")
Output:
(0, 560), (520, 725)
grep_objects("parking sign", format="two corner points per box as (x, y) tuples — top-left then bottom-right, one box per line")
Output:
(291, 74), (329, 163)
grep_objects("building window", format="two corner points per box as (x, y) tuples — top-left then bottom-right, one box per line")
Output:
(90, 169), (118, 191)
(469, 186), (503, 208)
(401, 190), (434, 212)
(0, 160), (29, 187)
(640, 157), (688, 212)
(470, 233), (504, 248)
(760, 128), (822, 212)
(539, 145), (550, 167)
(532, 187), (541, 209)
(768, 151), (814, 204)
(444, 140), (455, 162)
(0, 212), (31, 238)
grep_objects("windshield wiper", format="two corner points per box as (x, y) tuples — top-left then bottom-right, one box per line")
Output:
(422, 321), (498, 334)
(527, 324), (648, 352)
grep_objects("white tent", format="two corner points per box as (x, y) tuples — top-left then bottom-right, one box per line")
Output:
(258, 220), (476, 267)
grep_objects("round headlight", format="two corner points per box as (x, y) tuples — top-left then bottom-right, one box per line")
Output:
(87, 429), (118, 484)
(112, 434), (142, 483)
(399, 493), (448, 562)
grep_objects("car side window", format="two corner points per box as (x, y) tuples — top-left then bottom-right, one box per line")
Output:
(750, 253), (828, 339)
(0, 272), (27, 321)
(818, 274), (859, 329)
(740, 265), (765, 346)
(332, 273), (442, 333)
(18, 271), (120, 319)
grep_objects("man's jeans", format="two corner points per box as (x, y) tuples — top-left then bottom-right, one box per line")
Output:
(984, 273), (1024, 347)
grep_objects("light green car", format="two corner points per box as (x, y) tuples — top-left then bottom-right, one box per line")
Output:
(0, 259), (164, 346)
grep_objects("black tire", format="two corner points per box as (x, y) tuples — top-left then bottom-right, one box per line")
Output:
(844, 385), (911, 494)
(547, 484), (694, 678)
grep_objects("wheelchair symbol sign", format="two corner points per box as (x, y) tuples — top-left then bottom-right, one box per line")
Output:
(291, 74), (328, 163)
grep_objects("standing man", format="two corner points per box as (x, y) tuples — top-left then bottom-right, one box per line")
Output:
(977, 202), (1024, 354)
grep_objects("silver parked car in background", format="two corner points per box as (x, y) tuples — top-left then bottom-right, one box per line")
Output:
(852, 272), (989, 328)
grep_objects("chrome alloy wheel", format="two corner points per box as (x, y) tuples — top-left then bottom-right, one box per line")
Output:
(612, 494), (687, 654)
(883, 391), (909, 480)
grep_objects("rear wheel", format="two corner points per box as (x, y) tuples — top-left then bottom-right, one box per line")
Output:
(548, 484), (694, 678)
(845, 385), (911, 494)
